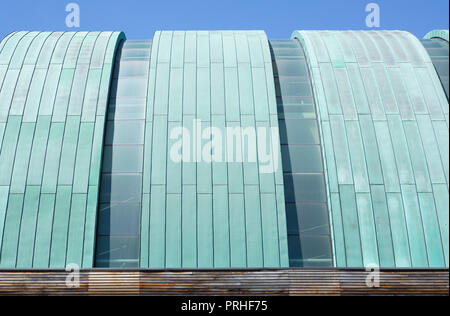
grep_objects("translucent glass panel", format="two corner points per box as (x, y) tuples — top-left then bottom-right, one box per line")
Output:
(96, 40), (152, 268)
(0, 31), (123, 268)
(293, 30), (449, 268)
(421, 39), (449, 99)
(270, 40), (332, 268)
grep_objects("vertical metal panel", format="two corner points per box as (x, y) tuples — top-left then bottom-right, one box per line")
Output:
(134, 31), (287, 269)
(293, 30), (449, 268)
(0, 31), (124, 268)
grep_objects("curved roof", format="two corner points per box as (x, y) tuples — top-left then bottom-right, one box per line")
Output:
(0, 31), (124, 268)
(292, 30), (449, 268)
(137, 30), (288, 268)
(424, 30), (449, 42)
(1, 28), (448, 270)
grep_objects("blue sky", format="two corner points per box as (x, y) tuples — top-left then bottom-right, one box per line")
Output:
(1, 0), (448, 40)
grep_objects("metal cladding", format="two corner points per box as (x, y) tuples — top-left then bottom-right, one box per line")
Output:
(97, 31), (289, 269)
(0, 29), (448, 269)
(0, 31), (124, 268)
(292, 30), (449, 268)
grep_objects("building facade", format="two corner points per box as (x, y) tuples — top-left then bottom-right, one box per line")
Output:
(0, 30), (448, 273)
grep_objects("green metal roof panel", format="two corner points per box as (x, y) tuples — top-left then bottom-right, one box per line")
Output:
(137, 30), (288, 269)
(292, 30), (449, 268)
(424, 30), (450, 42)
(0, 31), (124, 268)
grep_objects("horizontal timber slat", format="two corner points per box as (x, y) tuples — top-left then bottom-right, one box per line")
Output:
(0, 269), (447, 296)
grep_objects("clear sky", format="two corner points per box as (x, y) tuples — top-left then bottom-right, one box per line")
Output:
(1, 0), (449, 41)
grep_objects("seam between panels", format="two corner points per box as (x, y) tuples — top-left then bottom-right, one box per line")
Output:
(4, 32), (40, 195)
(194, 31), (199, 269)
(164, 31), (174, 269)
(12, 32), (42, 118)
(249, 35), (266, 268)
(1, 31), (32, 268)
(0, 31), (30, 67)
(0, 32), (18, 55)
(410, 71), (447, 264)
(33, 32), (76, 268)
(374, 63), (414, 266)
(347, 34), (387, 268)
(242, 32), (255, 267)
(348, 31), (384, 266)
(346, 32), (393, 267)
(146, 33), (157, 268)
(83, 31), (115, 268)
(388, 35), (432, 267)
(189, 31), (200, 268)
(415, 64), (449, 189)
(148, 31), (161, 268)
(19, 33), (49, 267)
(64, 31), (100, 267)
(395, 36), (437, 268)
(2, 32), (35, 267)
(347, 38), (384, 268)
(220, 33), (232, 269)
(173, 33), (184, 268)
(48, 32), (87, 268)
(224, 32), (236, 269)
(79, 31), (106, 267)
(89, 33), (113, 269)
(139, 38), (150, 269)
(51, 31), (78, 268)
(377, 37), (414, 268)
(176, 33), (186, 269)
(374, 63), (401, 268)
(23, 32), (61, 268)
(232, 32), (248, 268)
(261, 35), (283, 268)
(207, 31), (215, 269)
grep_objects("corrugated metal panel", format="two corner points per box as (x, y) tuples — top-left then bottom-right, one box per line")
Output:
(0, 269), (447, 296)
(292, 30), (449, 268)
(0, 31), (125, 269)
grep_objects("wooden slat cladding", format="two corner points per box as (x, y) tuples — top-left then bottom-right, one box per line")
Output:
(0, 269), (448, 296)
